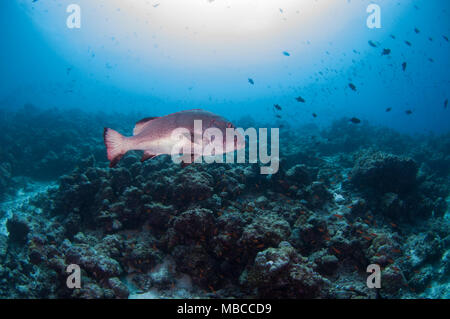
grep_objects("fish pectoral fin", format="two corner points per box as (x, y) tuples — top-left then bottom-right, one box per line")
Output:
(141, 152), (157, 162)
(133, 117), (159, 135)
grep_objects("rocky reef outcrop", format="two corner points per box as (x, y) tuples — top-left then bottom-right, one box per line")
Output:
(351, 151), (418, 195)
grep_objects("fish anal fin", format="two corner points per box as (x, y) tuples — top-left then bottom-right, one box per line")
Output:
(180, 154), (200, 168)
(141, 152), (157, 162)
(133, 117), (159, 135)
(181, 161), (191, 168)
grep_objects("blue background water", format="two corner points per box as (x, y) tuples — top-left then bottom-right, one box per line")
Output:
(1, 0), (449, 134)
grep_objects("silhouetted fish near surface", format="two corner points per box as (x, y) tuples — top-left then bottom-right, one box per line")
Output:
(282, 51), (291, 56)
(103, 109), (245, 168)
(348, 83), (357, 91)
(312, 113), (317, 118)
(382, 48), (391, 56)
(295, 96), (305, 103)
(445, 99), (448, 109)
(443, 35), (449, 42)
(405, 110), (413, 115)
(386, 107), (392, 112)
(275, 114), (282, 119)
(349, 117), (361, 124)
(414, 28), (420, 34)
(274, 104), (282, 111)
(402, 62), (407, 71)
(405, 40), (412, 46)
(248, 78), (254, 85)
(368, 40), (377, 48)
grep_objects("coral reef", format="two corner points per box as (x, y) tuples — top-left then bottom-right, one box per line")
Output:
(0, 107), (449, 299)
(242, 241), (329, 298)
(350, 151), (418, 194)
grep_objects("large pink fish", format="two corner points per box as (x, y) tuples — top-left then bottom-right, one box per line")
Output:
(104, 109), (245, 167)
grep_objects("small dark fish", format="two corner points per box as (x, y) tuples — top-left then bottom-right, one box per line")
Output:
(275, 114), (282, 119)
(349, 117), (361, 124)
(428, 58), (434, 63)
(312, 113), (317, 118)
(368, 40), (377, 48)
(282, 51), (291, 56)
(386, 107), (392, 112)
(382, 48), (391, 56)
(274, 104), (282, 111)
(443, 35), (449, 42)
(348, 83), (357, 91)
(402, 62), (407, 71)
(445, 99), (448, 109)
(248, 78), (254, 85)
(295, 96), (305, 103)
(390, 35), (396, 40)
(405, 110), (413, 115)
(405, 40), (412, 46)
(414, 28), (420, 34)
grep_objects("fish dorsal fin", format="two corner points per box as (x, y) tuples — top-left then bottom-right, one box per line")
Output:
(133, 117), (159, 135)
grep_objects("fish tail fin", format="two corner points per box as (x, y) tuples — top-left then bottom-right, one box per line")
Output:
(103, 128), (129, 167)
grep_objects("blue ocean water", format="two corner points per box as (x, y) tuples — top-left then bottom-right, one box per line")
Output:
(0, 0), (449, 300)
(1, 0), (449, 133)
